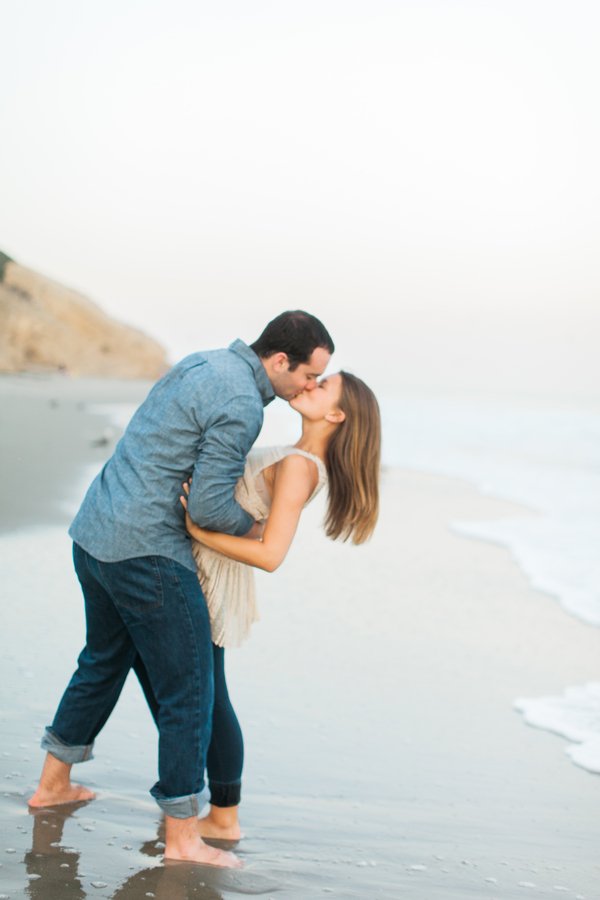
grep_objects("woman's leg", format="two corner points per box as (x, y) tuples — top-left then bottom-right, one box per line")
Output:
(199, 644), (244, 839)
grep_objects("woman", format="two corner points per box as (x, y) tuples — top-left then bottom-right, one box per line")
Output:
(180, 370), (381, 840)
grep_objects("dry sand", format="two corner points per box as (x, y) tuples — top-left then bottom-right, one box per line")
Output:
(0, 375), (599, 899)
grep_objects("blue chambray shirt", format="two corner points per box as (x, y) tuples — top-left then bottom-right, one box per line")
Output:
(69, 339), (275, 571)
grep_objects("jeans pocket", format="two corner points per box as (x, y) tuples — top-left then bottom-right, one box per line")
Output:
(108, 555), (165, 613)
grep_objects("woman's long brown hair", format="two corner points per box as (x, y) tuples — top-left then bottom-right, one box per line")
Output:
(324, 372), (381, 544)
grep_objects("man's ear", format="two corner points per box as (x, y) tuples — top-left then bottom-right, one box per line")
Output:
(325, 409), (346, 424)
(271, 352), (289, 372)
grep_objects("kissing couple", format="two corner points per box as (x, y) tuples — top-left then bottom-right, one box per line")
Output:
(29, 310), (381, 868)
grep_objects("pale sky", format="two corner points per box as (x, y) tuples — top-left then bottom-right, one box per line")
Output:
(1, 1), (599, 400)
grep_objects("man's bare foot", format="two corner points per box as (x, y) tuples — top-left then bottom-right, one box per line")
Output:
(29, 783), (96, 808)
(29, 753), (96, 808)
(165, 842), (241, 867)
(165, 814), (242, 868)
(198, 807), (242, 841)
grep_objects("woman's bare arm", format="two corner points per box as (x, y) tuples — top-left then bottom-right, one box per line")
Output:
(182, 453), (319, 572)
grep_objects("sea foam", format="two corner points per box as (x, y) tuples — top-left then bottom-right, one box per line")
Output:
(379, 394), (600, 773)
(380, 396), (600, 628)
(515, 684), (600, 774)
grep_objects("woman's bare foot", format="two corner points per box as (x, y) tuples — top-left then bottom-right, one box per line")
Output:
(28, 753), (96, 808)
(164, 814), (242, 868)
(197, 804), (242, 841)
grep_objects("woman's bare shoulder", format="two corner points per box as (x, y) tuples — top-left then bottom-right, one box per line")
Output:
(272, 452), (319, 498)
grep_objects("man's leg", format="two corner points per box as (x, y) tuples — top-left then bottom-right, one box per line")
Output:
(33, 547), (239, 865)
(30, 543), (137, 807)
(99, 554), (239, 866)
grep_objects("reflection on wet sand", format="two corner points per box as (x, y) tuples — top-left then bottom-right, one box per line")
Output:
(25, 803), (87, 900)
(24, 805), (277, 900)
(112, 859), (280, 899)
(112, 862), (225, 900)
(118, 821), (273, 900)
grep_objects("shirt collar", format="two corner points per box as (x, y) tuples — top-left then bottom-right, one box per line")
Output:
(229, 339), (275, 406)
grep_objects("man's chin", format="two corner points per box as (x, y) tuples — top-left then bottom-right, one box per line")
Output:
(275, 390), (295, 402)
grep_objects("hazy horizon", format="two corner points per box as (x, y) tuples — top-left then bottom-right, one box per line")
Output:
(2, 1), (599, 401)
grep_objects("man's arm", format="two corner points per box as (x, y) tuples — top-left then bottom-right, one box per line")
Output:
(185, 395), (262, 536)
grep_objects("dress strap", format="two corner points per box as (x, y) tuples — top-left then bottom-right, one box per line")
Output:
(280, 446), (328, 496)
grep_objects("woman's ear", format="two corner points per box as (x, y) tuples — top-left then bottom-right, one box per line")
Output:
(325, 409), (346, 424)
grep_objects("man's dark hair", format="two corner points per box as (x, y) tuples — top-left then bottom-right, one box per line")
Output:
(250, 310), (334, 370)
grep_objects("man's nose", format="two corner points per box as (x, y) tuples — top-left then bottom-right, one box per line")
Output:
(304, 381), (317, 391)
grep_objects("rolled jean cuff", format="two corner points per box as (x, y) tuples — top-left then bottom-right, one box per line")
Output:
(41, 727), (94, 764)
(209, 780), (241, 808)
(150, 783), (203, 819)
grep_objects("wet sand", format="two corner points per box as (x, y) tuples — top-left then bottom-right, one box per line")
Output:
(0, 374), (154, 534)
(1, 375), (599, 899)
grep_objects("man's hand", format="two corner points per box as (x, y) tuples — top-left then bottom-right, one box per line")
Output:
(180, 481), (265, 541)
(245, 520), (265, 541)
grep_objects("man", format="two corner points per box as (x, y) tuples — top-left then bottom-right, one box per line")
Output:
(29, 310), (334, 867)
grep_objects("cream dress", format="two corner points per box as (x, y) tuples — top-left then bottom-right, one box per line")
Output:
(191, 446), (328, 648)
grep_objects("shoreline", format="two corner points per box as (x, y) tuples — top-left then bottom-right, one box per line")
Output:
(1, 376), (599, 898)
(0, 374), (152, 534)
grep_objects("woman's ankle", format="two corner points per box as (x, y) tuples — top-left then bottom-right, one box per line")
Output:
(197, 805), (242, 840)
(207, 804), (239, 827)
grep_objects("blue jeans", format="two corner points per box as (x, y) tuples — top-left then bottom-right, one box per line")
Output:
(135, 644), (244, 807)
(42, 543), (214, 818)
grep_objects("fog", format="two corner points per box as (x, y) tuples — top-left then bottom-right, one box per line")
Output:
(2, 1), (599, 398)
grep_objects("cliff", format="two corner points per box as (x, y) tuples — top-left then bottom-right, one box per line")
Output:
(0, 251), (169, 378)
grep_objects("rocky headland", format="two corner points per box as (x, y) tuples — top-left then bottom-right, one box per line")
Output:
(0, 251), (168, 378)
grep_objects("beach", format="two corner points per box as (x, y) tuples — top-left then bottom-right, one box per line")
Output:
(1, 374), (599, 899)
